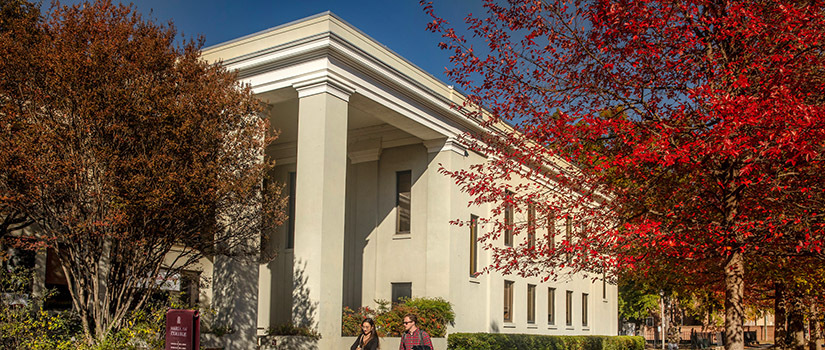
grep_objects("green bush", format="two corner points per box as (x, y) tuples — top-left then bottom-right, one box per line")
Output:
(0, 260), (80, 350)
(266, 322), (321, 340)
(0, 305), (80, 350)
(342, 305), (378, 336)
(342, 297), (455, 337)
(447, 333), (645, 350)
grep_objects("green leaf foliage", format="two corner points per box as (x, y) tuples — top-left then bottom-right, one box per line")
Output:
(342, 297), (455, 337)
(447, 333), (644, 350)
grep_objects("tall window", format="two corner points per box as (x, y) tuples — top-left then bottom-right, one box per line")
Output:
(504, 280), (514, 322)
(396, 170), (412, 234)
(527, 284), (536, 323)
(565, 216), (573, 263)
(580, 221), (588, 263)
(582, 293), (589, 327)
(547, 211), (555, 250)
(548, 287), (556, 325)
(565, 290), (573, 326)
(45, 247), (71, 309)
(603, 273), (607, 299)
(286, 172), (296, 249)
(527, 203), (536, 249)
(470, 215), (479, 277)
(504, 191), (514, 246)
(391, 282), (412, 304)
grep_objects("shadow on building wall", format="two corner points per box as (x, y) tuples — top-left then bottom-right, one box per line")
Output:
(208, 253), (260, 349)
(291, 259), (317, 330)
(342, 145), (428, 310)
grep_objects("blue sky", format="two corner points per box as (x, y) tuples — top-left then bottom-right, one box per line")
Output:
(51, 0), (485, 82)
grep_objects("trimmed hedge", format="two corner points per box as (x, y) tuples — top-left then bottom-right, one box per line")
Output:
(447, 333), (645, 350)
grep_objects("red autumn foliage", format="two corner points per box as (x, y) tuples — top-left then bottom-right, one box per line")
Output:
(423, 1), (825, 349)
(0, 0), (286, 344)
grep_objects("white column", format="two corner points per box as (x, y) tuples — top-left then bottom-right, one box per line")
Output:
(424, 138), (467, 298)
(292, 77), (353, 349)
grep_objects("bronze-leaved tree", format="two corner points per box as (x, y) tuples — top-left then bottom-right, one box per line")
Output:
(0, 0), (286, 344)
(423, 1), (825, 350)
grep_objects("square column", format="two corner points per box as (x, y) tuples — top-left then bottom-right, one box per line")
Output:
(292, 77), (353, 349)
(424, 138), (468, 298)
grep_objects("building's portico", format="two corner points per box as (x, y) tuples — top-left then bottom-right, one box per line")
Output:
(202, 12), (475, 349)
(202, 12), (618, 350)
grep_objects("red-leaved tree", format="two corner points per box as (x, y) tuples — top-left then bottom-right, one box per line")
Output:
(424, 1), (825, 350)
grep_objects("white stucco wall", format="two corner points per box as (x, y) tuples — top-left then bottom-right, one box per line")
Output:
(198, 12), (619, 348)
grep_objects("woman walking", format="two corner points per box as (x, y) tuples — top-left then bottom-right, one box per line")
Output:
(351, 318), (380, 350)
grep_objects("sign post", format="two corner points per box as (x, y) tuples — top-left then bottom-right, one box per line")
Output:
(165, 309), (199, 350)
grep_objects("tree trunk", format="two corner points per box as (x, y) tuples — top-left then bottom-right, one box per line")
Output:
(789, 297), (807, 350)
(724, 251), (745, 350)
(810, 303), (823, 350)
(777, 282), (788, 350)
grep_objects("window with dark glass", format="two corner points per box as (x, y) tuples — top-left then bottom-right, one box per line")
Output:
(548, 287), (556, 325)
(504, 191), (514, 246)
(504, 280), (514, 322)
(396, 171), (412, 234)
(286, 171), (296, 249)
(603, 273), (607, 299)
(470, 215), (478, 277)
(527, 203), (536, 249)
(527, 284), (536, 323)
(582, 293), (589, 327)
(391, 282), (412, 304)
(566, 290), (573, 326)
(565, 216), (573, 263)
(547, 211), (556, 250)
(45, 247), (71, 309)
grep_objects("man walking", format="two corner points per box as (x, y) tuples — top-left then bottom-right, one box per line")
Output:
(399, 314), (433, 350)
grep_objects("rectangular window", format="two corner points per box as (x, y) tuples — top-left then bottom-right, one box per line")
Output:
(45, 247), (71, 309)
(548, 287), (556, 325)
(396, 170), (412, 234)
(565, 216), (573, 263)
(582, 293), (589, 327)
(580, 221), (588, 263)
(286, 172), (296, 249)
(566, 290), (573, 326)
(470, 215), (478, 277)
(391, 282), (412, 304)
(527, 284), (536, 323)
(603, 274), (607, 299)
(547, 211), (555, 250)
(527, 203), (536, 249)
(504, 191), (514, 246)
(178, 271), (201, 307)
(504, 280), (514, 322)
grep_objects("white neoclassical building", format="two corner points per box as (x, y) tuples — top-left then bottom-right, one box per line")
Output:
(189, 12), (619, 349)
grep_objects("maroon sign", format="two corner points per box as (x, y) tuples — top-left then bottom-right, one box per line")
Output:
(165, 309), (199, 350)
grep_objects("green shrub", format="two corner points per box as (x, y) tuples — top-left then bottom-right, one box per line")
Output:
(342, 297), (455, 337)
(266, 322), (321, 340)
(342, 305), (379, 336)
(0, 261), (80, 350)
(0, 306), (80, 350)
(0, 262), (204, 350)
(447, 333), (645, 350)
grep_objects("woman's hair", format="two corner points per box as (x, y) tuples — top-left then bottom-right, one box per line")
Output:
(361, 318), (380, 348)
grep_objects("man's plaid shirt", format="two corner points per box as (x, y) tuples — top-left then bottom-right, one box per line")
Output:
(399, 328), (433, 350)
